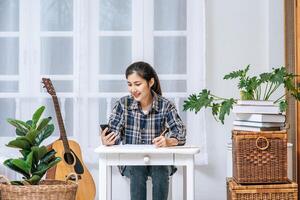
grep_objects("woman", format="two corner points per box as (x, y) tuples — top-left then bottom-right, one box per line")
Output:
(101, 61), (186, 200)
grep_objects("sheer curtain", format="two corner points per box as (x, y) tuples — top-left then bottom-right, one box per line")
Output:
(96, 1), (206, 199)
(0, 0), (206, 198)
(0, 0), (19, 137)
(97, 0), (190, 123)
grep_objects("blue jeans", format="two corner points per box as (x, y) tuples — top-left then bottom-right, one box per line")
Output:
(123, 166), (170, 200)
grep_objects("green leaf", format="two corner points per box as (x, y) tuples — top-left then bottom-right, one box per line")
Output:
(13, 119), (31, 130)
(284, 78), (295, 91)
(16, 128), (26, 136)
(284, 76), (300, 101)
(211, 103), (220, 117)
(32, 106), (45, 127)
(32, 157), (61, 177)
(10, 181), (24, 185)
(25, 152), (33, 172)
(259, 72), (273, 83)
(26, 120), (33, 127)
(6, 119), (29, 136)
(247, 77), (260, 91)
(38, 146), (48, 161)
(11, 159), (31, 175)
(36, 124), (54, 145)
(183, 94), (198, 111)
(292, 91), (300, 101)
(25, 175), (41, 185)
(20, 149), (31, 158)
(238, 76), (259, 100)
(183, 89), (237, 123)
(3, 159), (30, 179)
(279, 100), (288, 112)
(31, 146), (39, 164)
(183, 89), (213, 113)
(271, 67), (286, 84)
(6, 138), (31, 150)
(40, 149), (57, 163)
(223, 65), (261, 100)
(47, 157), (61, 168)
(25, 129), (38, 145)
(218, 98), (235, 124)
(36, 117), (52, 132)
(31, 146), (48, 164)
(223, 65), (250, 80)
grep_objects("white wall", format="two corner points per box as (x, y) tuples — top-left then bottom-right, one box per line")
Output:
(197, 0), (284, 199)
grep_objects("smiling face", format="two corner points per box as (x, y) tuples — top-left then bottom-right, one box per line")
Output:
(127, 72), (154, 105)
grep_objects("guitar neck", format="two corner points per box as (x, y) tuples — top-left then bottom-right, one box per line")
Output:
(52, 95), (71, 153)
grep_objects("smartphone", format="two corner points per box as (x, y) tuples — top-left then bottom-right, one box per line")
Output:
(100, 124), (112, 136)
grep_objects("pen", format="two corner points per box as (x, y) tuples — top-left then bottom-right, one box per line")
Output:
(160, 128), (169, 137)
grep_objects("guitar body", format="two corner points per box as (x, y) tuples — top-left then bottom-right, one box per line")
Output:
(51, 139), (96, 200)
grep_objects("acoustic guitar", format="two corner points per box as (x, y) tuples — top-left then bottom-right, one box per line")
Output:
(42, 78), (96, 200)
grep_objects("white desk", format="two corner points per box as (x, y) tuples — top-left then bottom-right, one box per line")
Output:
(94, 145), (200, 200)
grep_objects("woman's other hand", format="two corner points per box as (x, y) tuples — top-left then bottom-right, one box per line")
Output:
(152, 136), (178, 147)
(100, 128), (117, 146)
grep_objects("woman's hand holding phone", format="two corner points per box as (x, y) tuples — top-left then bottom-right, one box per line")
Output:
(100, 124), (116, 146)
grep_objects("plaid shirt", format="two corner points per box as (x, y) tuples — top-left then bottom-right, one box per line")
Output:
(108, 92), (186, 145)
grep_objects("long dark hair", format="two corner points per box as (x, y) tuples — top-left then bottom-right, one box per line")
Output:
(125, 61), (162, 95)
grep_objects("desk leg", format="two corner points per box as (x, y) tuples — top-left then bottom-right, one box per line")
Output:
(186, 157), (195, 200)
(99, 155), (107, 200)
(175, 154), (195, 200)
(107, 166), (112, 200)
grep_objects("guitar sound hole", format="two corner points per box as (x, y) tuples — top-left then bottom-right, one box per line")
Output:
(64, 152), (75, 165)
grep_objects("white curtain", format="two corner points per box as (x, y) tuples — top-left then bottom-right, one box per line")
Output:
(0, 1), (206, 199)
(0, 0), (19, 136)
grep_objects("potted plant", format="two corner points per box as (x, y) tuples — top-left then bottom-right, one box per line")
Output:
(0, 106), (78, 200)
(183, 65), (300, 124)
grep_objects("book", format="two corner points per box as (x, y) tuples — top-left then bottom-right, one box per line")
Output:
(234, 113), (286, 123)
(233, 125), (282, 132)
(233, 105), (281, 114)
(237, 100), (275, 106)
(233, 120), (285, 128)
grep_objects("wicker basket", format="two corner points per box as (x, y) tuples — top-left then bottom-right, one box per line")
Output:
(227, 177), (298, 200)
(0, 175), (78, 200)
(232, 130), (288, 184)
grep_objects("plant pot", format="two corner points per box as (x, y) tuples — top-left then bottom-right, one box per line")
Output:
(239, 91), (254, 100)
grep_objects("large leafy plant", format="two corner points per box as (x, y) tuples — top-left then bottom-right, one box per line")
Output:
(3, 106), (61, 185)
(183, 66), (300, 124)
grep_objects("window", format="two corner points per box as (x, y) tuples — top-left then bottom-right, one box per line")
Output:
(0, 0), (206, 166)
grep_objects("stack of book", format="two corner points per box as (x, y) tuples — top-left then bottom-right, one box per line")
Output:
(232, 100), (286, 131)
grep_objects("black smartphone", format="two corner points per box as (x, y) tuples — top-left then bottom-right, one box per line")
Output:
(100, 124), (112, 136)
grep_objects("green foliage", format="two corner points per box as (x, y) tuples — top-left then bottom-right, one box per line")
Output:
(3, 106), (61, 185)
(279, 100), (288, 112)
(183, 89), (236, 124)
(183, 66), (300, 124)
(182, 89), (213, 113)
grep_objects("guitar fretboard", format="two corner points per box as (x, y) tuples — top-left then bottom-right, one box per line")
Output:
(52, 95), (71, 153)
